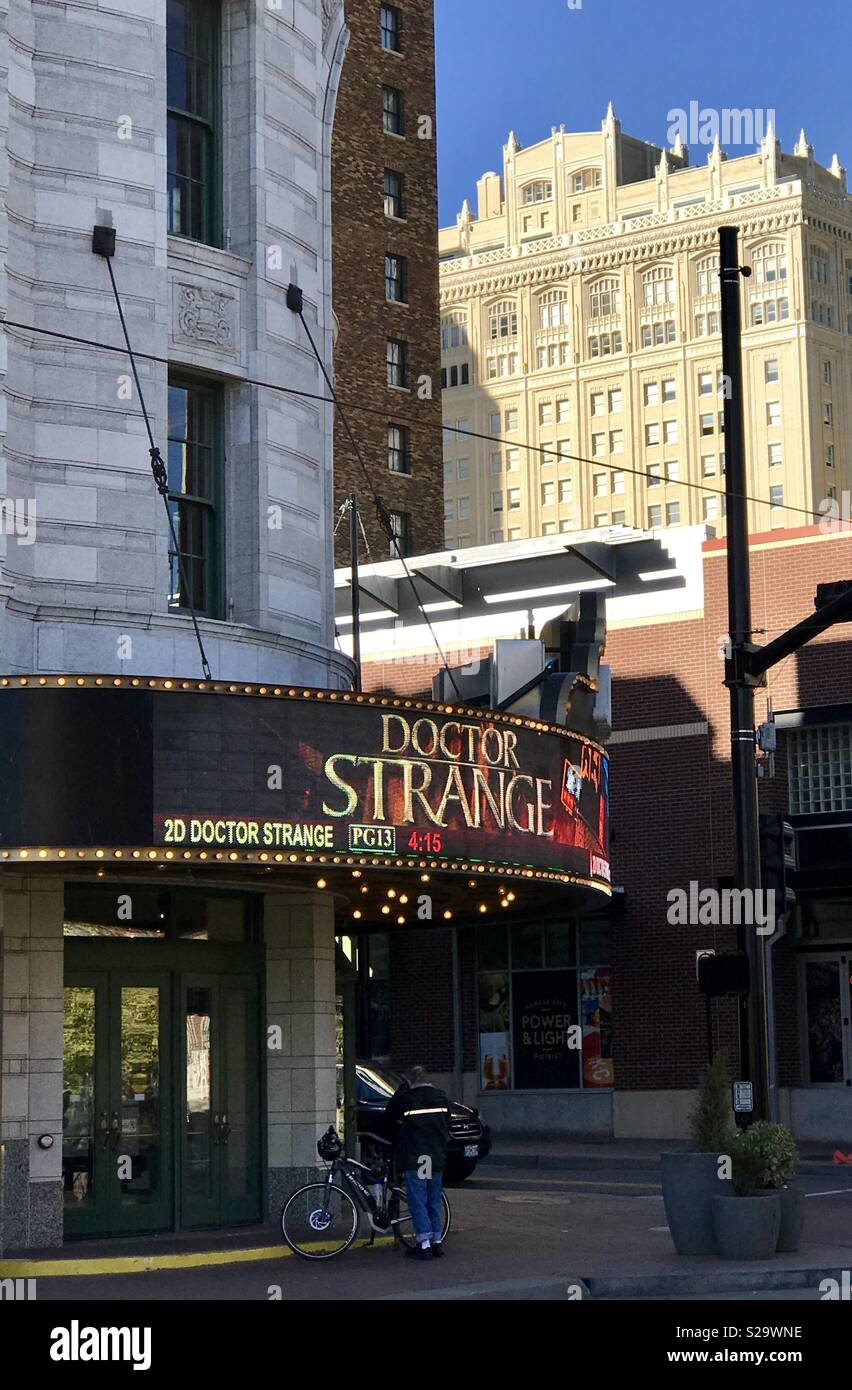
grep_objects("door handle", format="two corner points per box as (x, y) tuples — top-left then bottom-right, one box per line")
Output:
(220, 1113), (230, 1144)
(99, 1112), (109, 1149)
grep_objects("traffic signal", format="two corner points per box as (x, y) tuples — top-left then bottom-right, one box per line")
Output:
(759, 813), (796, 929)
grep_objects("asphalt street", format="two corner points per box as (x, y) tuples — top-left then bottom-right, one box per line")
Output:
(19, 1161), (852, 1303)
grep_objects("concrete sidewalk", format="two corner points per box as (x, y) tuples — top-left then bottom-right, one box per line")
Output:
(487, 1133), (850, 1174)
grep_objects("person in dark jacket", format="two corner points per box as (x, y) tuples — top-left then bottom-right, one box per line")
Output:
(385, 1064), (450, 1260)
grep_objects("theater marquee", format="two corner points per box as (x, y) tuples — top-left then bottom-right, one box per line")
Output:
(0, 678), (610, 890)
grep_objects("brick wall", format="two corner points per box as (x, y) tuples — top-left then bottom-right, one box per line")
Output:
(331, 0), (444, 564)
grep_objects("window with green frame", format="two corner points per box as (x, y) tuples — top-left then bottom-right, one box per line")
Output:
(167, 378), (223, 617)
(167, 0), (219, 244)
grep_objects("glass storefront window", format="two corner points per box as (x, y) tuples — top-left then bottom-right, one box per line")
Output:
(511, 922), (544, 969)
(478, 918), (613, 1092)
(63, 886), (255, 941)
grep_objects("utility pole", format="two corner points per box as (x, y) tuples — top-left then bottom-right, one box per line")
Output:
(349, 493), (362, 692)
(719, 226), (769, 1119)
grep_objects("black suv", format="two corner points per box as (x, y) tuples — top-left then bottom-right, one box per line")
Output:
(350, 1061), (491, 1181)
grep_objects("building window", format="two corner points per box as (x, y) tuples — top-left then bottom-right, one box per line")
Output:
(457, 496), (470, 521)
(539, 290), (570, 328)
(380, 5), (401, 51)
(388, 510), (411, 557)
(490, 452), (501, 474)
(541, 481), (555, 506)
(538, 343), (570, 369)
(790, 724), (852, 814)
(386, 339), (408, 388)
(384, 169), (405, 219)
(457, 459), (469, 482)
(385, 254), (407, 302)
(700, 413), (714, 436)
(492, 492), (504, 512)
(590, 391), (605, 416)
(666, 502), (680, 526)
(648, 504), (662, 527)
(643, 381), (658, 407)
(662, 378), (676, 403)
(612, 509), (626, 525)
(593, 472), (607, 497)
(696, 256), (719, 296)
(765, 359), (779, 384)
(827, 444), (836, 468)
(702, 495), (718, 522)
(507, 488), (520, 510)
(647, 464), (662, 488)
(664, 420), (678, 444)
(752, 297), (789, 325)
(610, 430), (623, 454)
(589, 278), (620, 319)
(767, 401), (781, 426)
(645, 423), (660, 446)
(823, 361), (833, 386)
(694, 310), (720, 337)
(592, 433), (606, 457)
(383, 86), (404, 135)
(556, 399), (570, 424)
(388, 423), (410, 473)
(770, 484), (784, 522)
(824, 402), (833, 427)
(701, 454), (715, 476)
(753, 242), (788, 284)
(609, 388), (622, 413)
(167, 377), (222, 617)
(489, 301), (518, 340)
(559, 479), (572, 503)
(642, 266), (676, 306)
(588, 332), (621, 358)
(698, 371), (713, 395)
(489, 413), (501, 435)
(768, 442), (782, 467)
(523, 181), (553, 204)
(505, 408), (519, 431)
(491, 530), (504, 543)
(666, 460), (680, 482)
(539, 402), (553, 427)
(612, 470), (625, 494)
(573, 167), (603, 192)
(167, 0), (218, 244)
(506, 448), (520, 472)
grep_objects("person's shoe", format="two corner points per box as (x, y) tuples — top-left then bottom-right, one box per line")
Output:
(430, 1241), (444, 1258)
(405, 1243), (433, 1260)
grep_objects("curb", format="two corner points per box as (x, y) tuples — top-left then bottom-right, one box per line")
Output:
(0, 1235), (394, 1278)
(379, 1275), (592, 1301)
(585, 1264), (847, 1299)
(489, 1153), (845, 1176)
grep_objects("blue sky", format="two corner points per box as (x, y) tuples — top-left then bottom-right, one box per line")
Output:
(435, 0), (852, 226)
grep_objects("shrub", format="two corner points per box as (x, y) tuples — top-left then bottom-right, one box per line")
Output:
(731, 1121), (798, 1194)
(687, 1051), (735, 1152)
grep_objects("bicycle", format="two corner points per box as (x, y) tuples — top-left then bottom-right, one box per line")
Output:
(281, 1128), (452, 1260)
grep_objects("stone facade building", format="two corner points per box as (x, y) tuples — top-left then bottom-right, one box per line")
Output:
(438, 107), (852, 548)
(331, 0), (443, 563)
(0, 0), (352, 1252)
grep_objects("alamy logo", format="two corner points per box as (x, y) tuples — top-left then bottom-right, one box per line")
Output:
(0, 497), (36, 545)
(50, 1321), (152, 1372)
(667, 882), (777, 935)
(666, 103), (776, 149)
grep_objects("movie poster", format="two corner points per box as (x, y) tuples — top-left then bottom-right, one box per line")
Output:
(510, 969), (580, 1089)
(581, 967), (613, 1088)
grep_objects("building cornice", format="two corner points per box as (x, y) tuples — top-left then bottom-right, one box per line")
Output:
(439, 197), (807, 304)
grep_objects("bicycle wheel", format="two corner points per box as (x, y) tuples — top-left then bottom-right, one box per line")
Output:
(389, 1185), (452, 1250)
(281, 1183), (359, 1259)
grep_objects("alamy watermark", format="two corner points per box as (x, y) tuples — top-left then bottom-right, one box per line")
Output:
(667, 882), (777, 935)
(666, 103), (776, 149)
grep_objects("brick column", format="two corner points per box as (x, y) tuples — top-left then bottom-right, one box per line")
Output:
(0, 875), (64, 1252)
(263, 891), (337, 1216)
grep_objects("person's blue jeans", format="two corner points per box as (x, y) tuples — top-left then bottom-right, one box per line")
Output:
(404, 1169), (444, 1245)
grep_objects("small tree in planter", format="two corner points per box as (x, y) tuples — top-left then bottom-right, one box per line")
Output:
(712, 1123), (786, 1259)
(661, 1051), (736, 1257)
(731, 1121), (803, 1252)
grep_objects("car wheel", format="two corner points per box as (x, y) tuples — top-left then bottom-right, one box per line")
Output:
(444, 1159), (477, 1183)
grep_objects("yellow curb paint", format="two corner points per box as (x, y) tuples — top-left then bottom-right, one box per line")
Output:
(0, 1236), (393, 1278)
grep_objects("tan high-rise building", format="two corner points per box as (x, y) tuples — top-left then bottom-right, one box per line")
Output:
(438, 106), (851, 546)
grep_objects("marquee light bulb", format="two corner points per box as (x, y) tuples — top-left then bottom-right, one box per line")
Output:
(316, 878), (327, 889)
(399, 894), (408, 905)
(387, 889), (397, 899)
(381, 905), (391, 915)
(479, 904), (487, 914)
(353, 910), (362, 920)
(397, 915), (405, 925)
(443, 909), (452, 920)
(420, 874), (430, 883)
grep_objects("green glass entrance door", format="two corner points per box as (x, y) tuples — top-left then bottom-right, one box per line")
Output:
(181, 973), (261, 1228)
(63, 971), (173, 1238)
